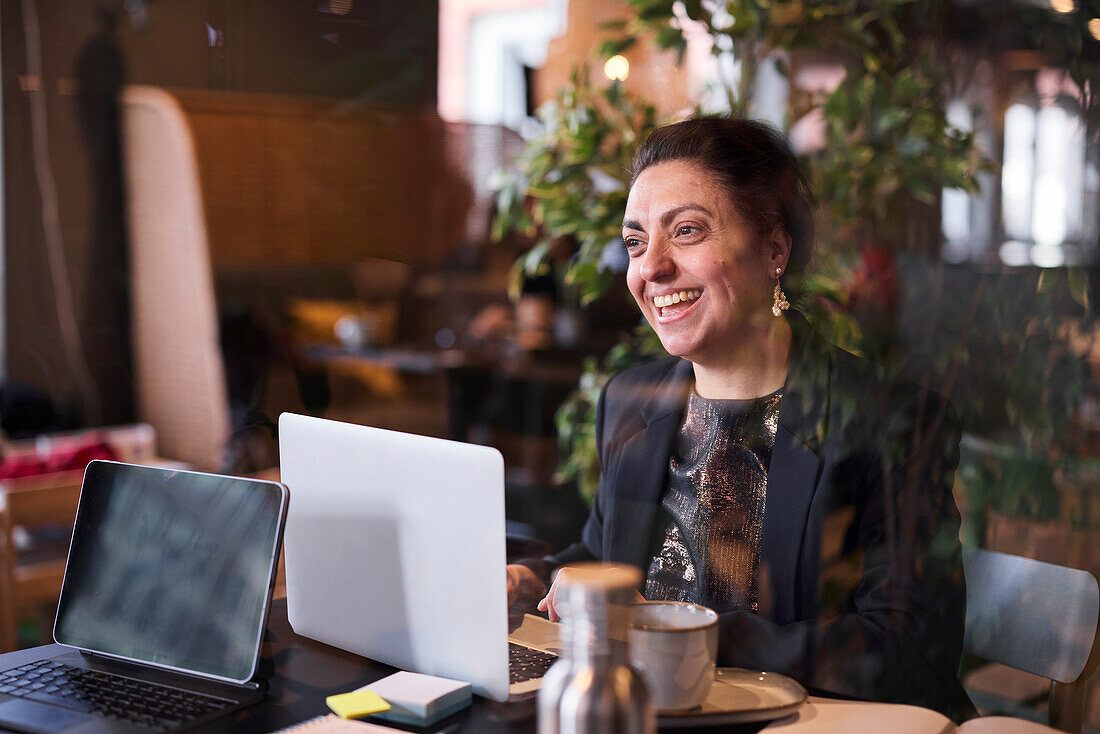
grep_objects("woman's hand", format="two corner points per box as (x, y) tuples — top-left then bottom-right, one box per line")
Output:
(535, 568), (566, 622)
(534, 566), (647, 622)
(506, 564), (547, 610)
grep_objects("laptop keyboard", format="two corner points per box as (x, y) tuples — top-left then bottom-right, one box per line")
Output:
(508, 643), (557, 684)
(0, 659), (235, 732)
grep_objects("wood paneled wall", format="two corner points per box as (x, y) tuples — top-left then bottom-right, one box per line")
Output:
(172, 90), (470, 269)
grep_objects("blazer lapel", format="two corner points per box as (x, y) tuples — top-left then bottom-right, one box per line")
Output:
(606, 359), (692, 572)
(762, 423), (822, 620)
(761, 315), (831, 621)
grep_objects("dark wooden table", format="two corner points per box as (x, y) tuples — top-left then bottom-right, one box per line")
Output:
(0, 599), (769, 734)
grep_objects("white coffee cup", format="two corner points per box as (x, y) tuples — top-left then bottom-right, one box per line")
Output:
(628, 601), (718, 712)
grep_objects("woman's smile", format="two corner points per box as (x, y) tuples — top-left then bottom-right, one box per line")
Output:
(652, 288), (703, 320)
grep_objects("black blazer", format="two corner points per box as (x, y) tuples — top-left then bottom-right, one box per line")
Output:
(545, 316), (976, 721)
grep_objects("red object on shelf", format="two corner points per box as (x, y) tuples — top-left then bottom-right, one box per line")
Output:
(0, 438), (117, 480)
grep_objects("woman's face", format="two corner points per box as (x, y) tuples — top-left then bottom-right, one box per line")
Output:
(623, 159), (785, 365)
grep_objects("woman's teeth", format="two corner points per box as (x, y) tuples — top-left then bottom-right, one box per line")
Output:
(653, 290), (701, 309)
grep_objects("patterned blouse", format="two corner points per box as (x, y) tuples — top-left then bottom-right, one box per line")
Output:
(644, 388), (782, 613)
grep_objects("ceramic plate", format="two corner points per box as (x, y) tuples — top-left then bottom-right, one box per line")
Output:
(657, 668), (807, 727)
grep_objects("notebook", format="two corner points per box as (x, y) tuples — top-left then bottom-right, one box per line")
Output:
(353, 671), (470, 726)
(0, 460), (288, 733)
(278, 413), (562, 703)
(272, 715), (404, 733)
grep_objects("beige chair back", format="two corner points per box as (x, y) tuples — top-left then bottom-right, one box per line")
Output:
(121, 86), (230, 471)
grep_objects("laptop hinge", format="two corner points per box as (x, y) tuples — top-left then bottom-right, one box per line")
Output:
(78, 650), (263, 691)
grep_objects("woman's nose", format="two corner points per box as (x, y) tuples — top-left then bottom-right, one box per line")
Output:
(638, 240), (675, 282)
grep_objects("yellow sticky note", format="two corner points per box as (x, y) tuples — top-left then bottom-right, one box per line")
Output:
(325, 689), (391, 719)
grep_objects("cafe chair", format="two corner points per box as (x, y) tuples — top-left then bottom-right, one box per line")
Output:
(0, 425), (159, 652)
(122, 86), (232, 472)
(961, 545), (1100, 733)
(0, 470), (83, 652)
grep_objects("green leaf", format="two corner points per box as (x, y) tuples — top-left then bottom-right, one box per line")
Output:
(908, 179), (936, 206)
(636, 0), (676, 21)
(773, 54), (791, 78)
(655, 24), (685, 50)
(1068, 267), (1091, 311)
(598, 37), (636, 59)
(679, 0), (704, 18)
(876, 107), (909, 134)
(1037, 269), (1058, 293)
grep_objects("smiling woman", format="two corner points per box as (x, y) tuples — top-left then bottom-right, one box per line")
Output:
(506, 118), (975, 722)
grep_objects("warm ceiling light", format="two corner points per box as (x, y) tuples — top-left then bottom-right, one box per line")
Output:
(604, 55), (630, 82)
(1089, 18), (1100, 39)
(1050, 0), (1075, 13)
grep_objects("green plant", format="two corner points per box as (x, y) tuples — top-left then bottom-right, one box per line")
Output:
(492, 69), (659, 306)
(880, 257), (1088, 456)
(554, 324), (665, 497)
(491, 72), (666, 497)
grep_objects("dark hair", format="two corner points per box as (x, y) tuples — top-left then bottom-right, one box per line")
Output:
(632, 117), (815, 290)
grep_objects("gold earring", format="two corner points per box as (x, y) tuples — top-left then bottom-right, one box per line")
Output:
(772, 267), (789, 317)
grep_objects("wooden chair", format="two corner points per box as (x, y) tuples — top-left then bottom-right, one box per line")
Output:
(0, 470), (84, 652)
(0, 425), (159, 652)
(962, 545), (1100, 733)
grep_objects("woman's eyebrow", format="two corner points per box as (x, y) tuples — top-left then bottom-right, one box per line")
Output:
(623, 204), (712, 232)
(659, 204), (711, 228)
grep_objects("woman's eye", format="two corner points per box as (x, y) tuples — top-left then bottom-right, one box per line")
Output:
(676, 225), (699, 237)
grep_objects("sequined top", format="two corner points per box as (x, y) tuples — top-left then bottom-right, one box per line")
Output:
(644, 388), (782, 613)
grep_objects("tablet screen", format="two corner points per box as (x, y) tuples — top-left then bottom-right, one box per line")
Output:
(54, 461), (286, 683)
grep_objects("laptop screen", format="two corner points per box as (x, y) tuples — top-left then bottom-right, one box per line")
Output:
(54, 461), (286, 683)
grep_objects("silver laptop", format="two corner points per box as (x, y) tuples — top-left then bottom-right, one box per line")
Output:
(0, 461), (288, 733)
(278, 412), (561, 702)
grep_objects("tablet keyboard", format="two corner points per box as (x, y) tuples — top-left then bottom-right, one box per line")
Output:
(508, 643), (558, 683)
(0, 659), (234, 732)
